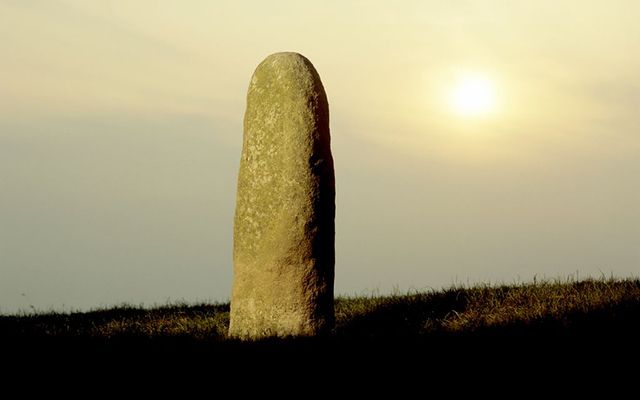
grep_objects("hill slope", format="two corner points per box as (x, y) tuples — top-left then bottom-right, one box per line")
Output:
(2, 277), (639, 381)
(2, 278), (638, 340)
(4, 278), (638, 387)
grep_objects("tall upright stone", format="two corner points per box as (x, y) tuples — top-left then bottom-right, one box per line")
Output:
(229, 52), (335, 339)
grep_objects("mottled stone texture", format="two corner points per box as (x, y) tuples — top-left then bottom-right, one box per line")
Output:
(229, 52), (335, 339)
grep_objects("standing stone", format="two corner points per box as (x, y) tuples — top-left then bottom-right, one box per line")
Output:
(229, 52), (335, 339)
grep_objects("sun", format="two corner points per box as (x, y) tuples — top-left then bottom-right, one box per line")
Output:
(449, 74), (496, 117)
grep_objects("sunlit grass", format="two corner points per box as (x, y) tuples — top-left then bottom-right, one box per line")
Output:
(335, 277), (640, 336)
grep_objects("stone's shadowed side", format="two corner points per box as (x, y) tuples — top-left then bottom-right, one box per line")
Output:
(229, 52), (335, 339)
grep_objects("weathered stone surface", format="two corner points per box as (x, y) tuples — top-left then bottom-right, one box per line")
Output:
(229, 52), (335, 339)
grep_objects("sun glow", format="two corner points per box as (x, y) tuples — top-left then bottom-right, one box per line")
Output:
(450, 74), (496, 117)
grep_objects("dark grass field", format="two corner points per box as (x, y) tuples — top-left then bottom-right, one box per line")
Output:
(2, 278), (639, 381)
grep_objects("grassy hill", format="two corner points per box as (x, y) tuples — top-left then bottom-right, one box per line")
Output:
(2, 278), (639, 379)
(2, 278), (638, 341)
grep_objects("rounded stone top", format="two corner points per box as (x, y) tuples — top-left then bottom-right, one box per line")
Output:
(264, 51), (308, 60)
(261, 51), (311, 65)
(249, 52), (324, 95)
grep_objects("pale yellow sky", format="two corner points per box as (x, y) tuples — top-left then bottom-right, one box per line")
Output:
(1, 1), (639, 311)
(3, 1), (639, 157)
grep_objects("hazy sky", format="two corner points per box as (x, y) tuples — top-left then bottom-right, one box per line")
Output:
(1, 0), (639, 312)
